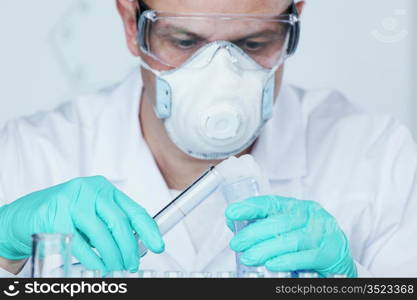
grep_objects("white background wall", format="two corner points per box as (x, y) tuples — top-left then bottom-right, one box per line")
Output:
(1, 0), (416, 135)
(286, 0), (416, 135)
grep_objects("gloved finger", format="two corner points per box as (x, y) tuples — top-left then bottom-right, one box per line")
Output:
(226, 196), (298, 221)
(226, 218), (235, 232)
(96, 190), (139, 273)
(239, 229), (313, 266)
(114, 189), (165, 254)
(225, 216), (256, 233)
(264, 249), (320, 272)
(73, 213), (125, 271)
(230, 214), (308, 252)
(71, 232), (107, 276)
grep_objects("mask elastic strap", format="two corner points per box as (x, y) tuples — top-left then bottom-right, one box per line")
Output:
(261, 39), (290, 123)
(138, 57), (172, 119)
(138, 57), (161, 76)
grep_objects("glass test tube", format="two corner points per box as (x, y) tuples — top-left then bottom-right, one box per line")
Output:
(138, 166), (223, 257)
(138, 270), (157, 278)
(265, 271), (293, 278)
(107, 270), (128, 278)
(297, 272), (319, 278)
(31, 233), (72, 278)
(81, 270), (102, 278)
(189, 272), (212, 278)
(243, 272), (264, 278)
(216, 271), (237, 278)
(330, 274), (348, 278)
(222, 177), (261, 278)
(164, 271), (185, 278)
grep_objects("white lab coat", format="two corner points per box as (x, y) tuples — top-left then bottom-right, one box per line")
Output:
(1, 69), (416, 277)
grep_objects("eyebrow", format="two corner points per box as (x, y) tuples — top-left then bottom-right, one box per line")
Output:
(155, 25), (206, 40)
(233, 29), (284, 41)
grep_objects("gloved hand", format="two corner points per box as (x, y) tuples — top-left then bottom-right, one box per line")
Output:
(225, 196), (357, 278)
(0, 176), (164, 274)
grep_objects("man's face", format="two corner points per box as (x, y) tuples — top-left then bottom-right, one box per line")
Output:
(117, 0), (303, 124)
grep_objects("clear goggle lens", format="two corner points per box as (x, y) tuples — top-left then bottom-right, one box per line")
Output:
(138, 11), (295, 70)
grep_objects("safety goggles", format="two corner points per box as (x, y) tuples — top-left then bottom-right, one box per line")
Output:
(136, 1), (300, 71)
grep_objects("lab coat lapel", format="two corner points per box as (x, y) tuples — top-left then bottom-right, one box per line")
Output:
(192, 191), (233, 271)
(85, 69), (167, 215)
(252, 84), (307, 182)
(88, 68), (196, 270)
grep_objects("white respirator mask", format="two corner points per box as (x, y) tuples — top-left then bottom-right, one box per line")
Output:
(139, 41), (281, 160)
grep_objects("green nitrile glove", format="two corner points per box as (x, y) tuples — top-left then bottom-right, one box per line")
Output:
(0, 176), (164, 274)
(226, 196), (357, 278)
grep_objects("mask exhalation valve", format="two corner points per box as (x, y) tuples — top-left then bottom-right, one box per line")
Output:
(201, 104), (241, 141)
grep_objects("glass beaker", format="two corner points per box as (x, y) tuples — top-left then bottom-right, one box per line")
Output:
(31, 233), (72, 278)
(222, 177), (261, 278)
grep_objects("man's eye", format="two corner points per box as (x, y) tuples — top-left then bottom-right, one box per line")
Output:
(242, 41), (267, 51)
(172, 39), (198, 49)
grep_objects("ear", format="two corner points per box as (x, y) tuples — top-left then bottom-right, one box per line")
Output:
(116, 0), (141, 56)
(295, 1), (306, 15)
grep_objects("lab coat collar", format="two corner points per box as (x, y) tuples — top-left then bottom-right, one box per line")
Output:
(252, 84), (308, 181)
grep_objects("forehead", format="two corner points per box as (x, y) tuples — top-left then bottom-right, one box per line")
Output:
(145, 0), (290, 15)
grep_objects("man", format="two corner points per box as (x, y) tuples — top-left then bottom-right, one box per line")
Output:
(0, 0), (416, 277)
